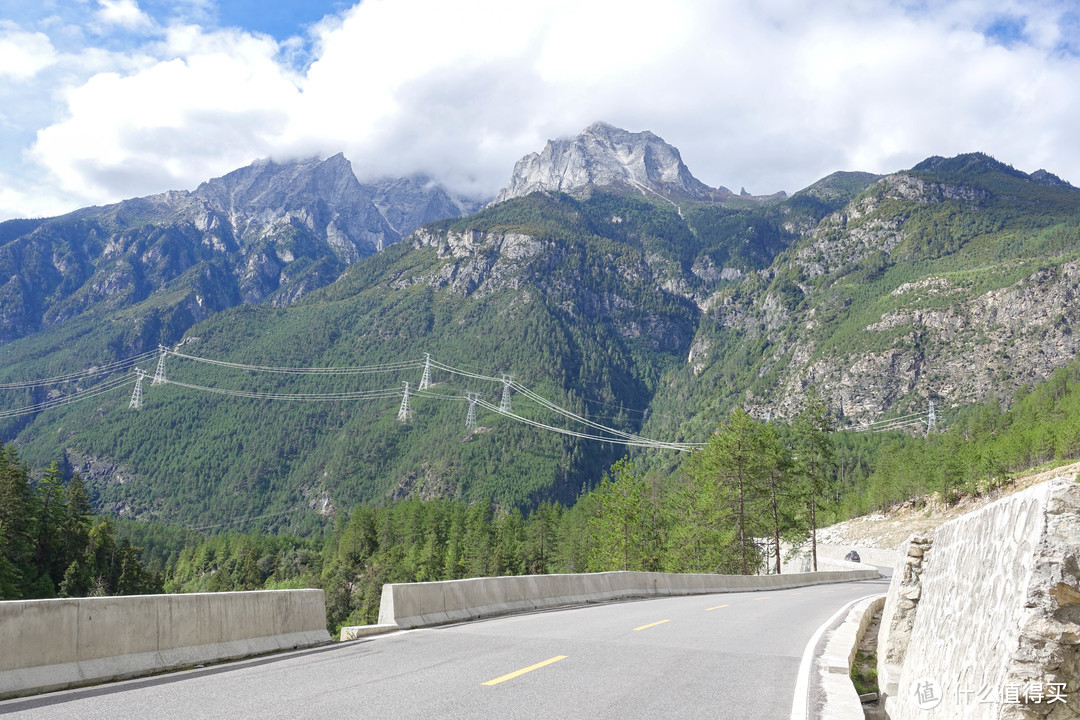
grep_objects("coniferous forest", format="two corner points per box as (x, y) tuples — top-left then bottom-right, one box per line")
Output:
(3, 357), (1077, 636)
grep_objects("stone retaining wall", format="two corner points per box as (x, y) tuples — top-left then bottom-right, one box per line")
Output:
(877, 477), (1080, 719)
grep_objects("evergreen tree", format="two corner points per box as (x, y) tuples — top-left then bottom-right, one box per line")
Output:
(792, 388), (836, 571)
(462, 502), (495, 577)
(0, 445), (35, 598)
(587, 459), (654, 572)
(33, 461), (67, 592)
(0, 521), (23, 598)
(523, 501), (562, 575)
(62, 474), (92, 569)
(758, 426), (793, 574)
(692, 409), (778, 574)
(664, 461), (736, 573)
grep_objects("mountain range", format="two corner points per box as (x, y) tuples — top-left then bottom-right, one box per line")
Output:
(1, 124), (1078, 532)
(0, 154), (482, 346)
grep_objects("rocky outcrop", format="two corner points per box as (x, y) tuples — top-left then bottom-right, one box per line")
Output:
(494, 122), (735, 204)
(400, 228), (548, 298)
(754, 259), (1080, 422)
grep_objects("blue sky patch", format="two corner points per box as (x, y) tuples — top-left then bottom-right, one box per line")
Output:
(983, 15), (1028, 48)
(203, 0), (350, 41)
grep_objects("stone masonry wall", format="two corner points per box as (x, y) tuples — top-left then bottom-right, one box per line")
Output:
(877, 534), (933, 689)
(877, 476), (1080, 720)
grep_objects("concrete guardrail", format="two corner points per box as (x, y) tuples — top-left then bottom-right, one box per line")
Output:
(344, 568), (879, 637)
(0, 589), (332, 700)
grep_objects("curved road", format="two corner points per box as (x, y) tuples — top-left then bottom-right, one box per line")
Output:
(0, 577), (889, 719)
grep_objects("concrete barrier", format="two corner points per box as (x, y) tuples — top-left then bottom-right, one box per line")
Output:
(365, 568), (879, 631)
(782, 543), (901, 574)
(0, 589), (332, 700)
(814, 594), (886, 719)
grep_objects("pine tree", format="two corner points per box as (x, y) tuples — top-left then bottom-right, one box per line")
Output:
(664, 463), (736, 574)
(0, 445), (35, 598)
(792, 388), (836, 571)
(33, 461), (67, 595)
(587, 459), (652, 572)
(712, 409), (779, 573)
(62, 474), (92, 567)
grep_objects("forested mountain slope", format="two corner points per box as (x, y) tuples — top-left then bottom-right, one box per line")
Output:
(640, 153), (1080, 443)
(2, 138), (1078, 533)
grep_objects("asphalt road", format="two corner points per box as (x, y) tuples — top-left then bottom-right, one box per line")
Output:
(0, 577), (889, 720)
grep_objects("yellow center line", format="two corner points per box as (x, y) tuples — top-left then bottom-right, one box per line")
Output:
(755, 596), (772, 601)
(633, 619), (671, 632)
(705, 603), (730, 611)
(482, 655), (568, 686)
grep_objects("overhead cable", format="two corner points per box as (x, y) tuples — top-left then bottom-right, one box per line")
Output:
(0, 349), (159, 389)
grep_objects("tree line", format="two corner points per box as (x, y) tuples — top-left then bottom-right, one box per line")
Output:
(0, 448), (160, 600)
(4, 357), (1079, 639)
(161, 393), (838, 634)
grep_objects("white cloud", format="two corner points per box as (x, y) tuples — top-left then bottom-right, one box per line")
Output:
(0, 21), (58, 81)
(30, 26), (300, 202)
(4, 0), (1080, 219)
(93, 0), (153, 31)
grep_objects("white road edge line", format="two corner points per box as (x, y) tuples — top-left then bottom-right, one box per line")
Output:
(789, 592), (880, 720)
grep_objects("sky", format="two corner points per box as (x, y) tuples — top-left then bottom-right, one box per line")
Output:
(1, 0), (1079, 220)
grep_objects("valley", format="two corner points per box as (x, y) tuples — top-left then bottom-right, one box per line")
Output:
(1, 124), (1078, 537)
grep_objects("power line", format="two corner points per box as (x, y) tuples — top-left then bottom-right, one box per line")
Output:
(859, 411), (924, 428)
(169, 349), (422, 375)
(0, 344), (952, 452)
(0, 373), (136, 419)
(472, 398), (693, 451)
(187, 506), (314, 532)
(162, 378), (404, 403)
(0, 349), (159, 389)
(1, 347), (702, 450)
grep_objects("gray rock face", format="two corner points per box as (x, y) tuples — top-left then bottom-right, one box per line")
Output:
(0, 155), (483, 346)
(194, 153), (396, 262)
(362, 174), (486, 239)
(494, 122), (734, 204)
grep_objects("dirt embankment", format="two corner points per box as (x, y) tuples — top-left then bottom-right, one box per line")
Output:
(818, 461), (1080, 550)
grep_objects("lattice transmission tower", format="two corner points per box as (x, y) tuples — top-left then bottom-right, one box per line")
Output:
(418, 353), (431, 390)
(466, 392), (479, 428)
(151, 345), (168, 385)
(397, 382), (412, 422)
(499, 374), (514, 413)
(129, 370), (146, 409)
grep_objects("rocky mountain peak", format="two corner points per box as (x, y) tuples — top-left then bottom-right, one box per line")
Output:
(194, 153), (361, 219)
(493, 122), (734, 204)
(363, 174), (486, 238)
(192, 153), (394, 264)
